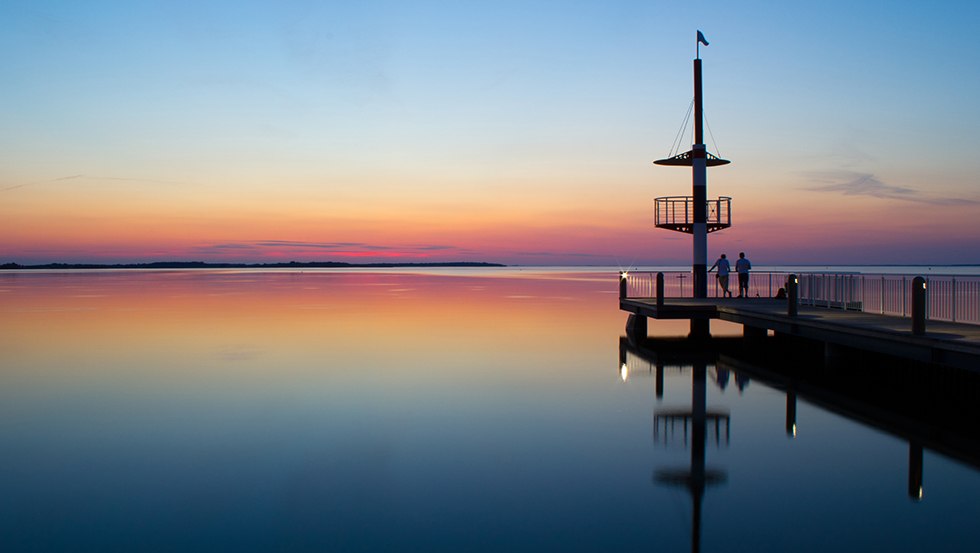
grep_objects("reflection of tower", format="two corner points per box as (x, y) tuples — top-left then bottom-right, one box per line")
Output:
(652, 362), (729, 553)
(654, 31), (731, 304)
(622, 334), (978, 527)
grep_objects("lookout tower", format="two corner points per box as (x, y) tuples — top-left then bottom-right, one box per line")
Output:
(654, 31), (731, 300)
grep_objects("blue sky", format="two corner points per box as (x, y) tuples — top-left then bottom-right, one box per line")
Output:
(3, 1), (980, 264)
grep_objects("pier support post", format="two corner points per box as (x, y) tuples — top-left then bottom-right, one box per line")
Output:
(787, 274), (799, 317)
(912, 277), (926, 335)
(656, 272), (665, 311)
(689, 318), (710, 339)
(626, 314), (647, 338)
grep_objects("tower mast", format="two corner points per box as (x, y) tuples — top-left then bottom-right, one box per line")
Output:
(692, 57), (707, 298)
(654, 31), (731, 310)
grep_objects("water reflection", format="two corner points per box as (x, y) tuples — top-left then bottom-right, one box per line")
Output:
(2, 270), (978, 551)
(655, 364), (728, 553)
(620, 330), (980, 543)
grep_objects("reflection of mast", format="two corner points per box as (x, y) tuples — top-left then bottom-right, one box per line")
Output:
(623, 332), (980, 530)
(652, 362), (728, 553)
(619, 338), (729, 552)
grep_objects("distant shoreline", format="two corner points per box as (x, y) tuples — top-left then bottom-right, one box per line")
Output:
(0, 261), (506, 270)
(3, 262), (978, 272)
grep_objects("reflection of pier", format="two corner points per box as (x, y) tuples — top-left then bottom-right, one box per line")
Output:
(620, 334), (980, 503)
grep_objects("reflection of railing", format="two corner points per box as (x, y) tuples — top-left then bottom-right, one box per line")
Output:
(654, 409), (731, 446)
(621, 271), (980, 325)
(654, 196), (732, 233)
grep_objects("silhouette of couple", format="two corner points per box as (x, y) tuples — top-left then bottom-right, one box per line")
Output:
(709, 252), (751, 297)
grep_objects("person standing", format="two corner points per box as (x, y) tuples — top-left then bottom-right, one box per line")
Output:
(736, 252), (752, 298)
(708, 253), (732, 297)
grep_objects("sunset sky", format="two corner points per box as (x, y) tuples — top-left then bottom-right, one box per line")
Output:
(3, 0), (979, 266)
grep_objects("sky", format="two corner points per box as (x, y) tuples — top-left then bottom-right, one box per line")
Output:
(2, 0), (980, 266)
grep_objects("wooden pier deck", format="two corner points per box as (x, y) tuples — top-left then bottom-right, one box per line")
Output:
(620, 297), (980, 371)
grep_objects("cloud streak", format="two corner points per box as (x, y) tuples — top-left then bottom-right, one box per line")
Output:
(191, 240), (464, 258)
(802, 171), (977, 206)
(1, 174), (195, 192)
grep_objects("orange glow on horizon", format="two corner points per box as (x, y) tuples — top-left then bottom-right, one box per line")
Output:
(4, 169), (980, 265)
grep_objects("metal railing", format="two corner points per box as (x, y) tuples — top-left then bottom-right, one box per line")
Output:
(654, 196), (732, 232)
(797, 273), (864, 311)
(622, 270), (791, 300)
(621, 271), (980, 325)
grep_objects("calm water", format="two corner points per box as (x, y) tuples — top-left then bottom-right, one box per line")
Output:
(1, 269), (978, 552)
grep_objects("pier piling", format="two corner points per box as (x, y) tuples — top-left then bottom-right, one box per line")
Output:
(788, 274), (799, 317)
(912, 277), (926, 335)
(627, 314), (647, 338)
(656, 272), (665, 311)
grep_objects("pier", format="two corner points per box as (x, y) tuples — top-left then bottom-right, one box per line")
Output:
(632, 34), (980, 371)
(620, 271), (980, 372)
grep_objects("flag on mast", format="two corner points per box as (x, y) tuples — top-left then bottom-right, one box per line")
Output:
(697, 30), (709, 46)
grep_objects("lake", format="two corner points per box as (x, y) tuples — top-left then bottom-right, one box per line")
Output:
(1, 268), (978, 552)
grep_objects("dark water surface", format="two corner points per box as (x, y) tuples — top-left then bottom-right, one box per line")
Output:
(1, 269), (977, 552)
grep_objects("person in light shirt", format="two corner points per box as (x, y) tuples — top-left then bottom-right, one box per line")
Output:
(708, 253), (732, 297)
(736, 252), (752, 298)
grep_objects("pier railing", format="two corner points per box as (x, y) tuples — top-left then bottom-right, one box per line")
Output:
(797, 274), (980, 323)
(621, 271), (980, 325)
(622, 271), (792, 301)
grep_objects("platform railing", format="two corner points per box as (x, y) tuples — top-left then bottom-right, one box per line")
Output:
(654, 196), (732, 232)
(621, 271), (980, 325)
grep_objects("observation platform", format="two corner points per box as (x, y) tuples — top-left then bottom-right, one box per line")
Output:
(655, 196), (731, 234)
(619, 296), (980, 372)
(654, 149), (730, 167)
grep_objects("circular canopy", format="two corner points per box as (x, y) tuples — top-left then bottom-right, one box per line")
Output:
(654, 149), (730, 167)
